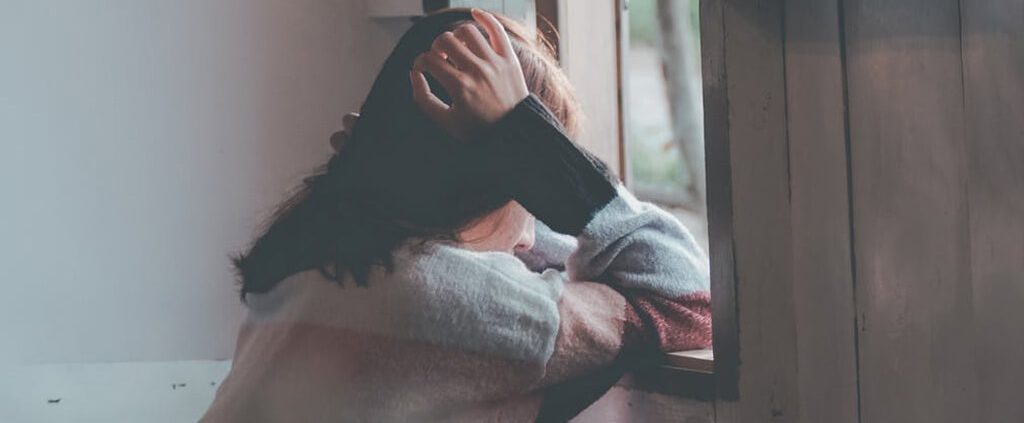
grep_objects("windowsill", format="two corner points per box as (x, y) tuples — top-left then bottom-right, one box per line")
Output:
(623, 349), (715, 400)
(662, 348), (714, 374)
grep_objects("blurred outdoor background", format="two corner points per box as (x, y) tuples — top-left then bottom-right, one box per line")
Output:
(625, 0), (707, 250)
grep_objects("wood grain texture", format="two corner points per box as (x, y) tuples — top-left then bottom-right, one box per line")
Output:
(698, 0), (739, 406)
(961, 1), (1024, 421)
(708, 1), (800, 421)
(701, 0), (1024, 421)
(843, 0), (979, 421)
(783, 1), (860, 422)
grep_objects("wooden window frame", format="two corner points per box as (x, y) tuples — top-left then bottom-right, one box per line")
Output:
(538, 0), (720, 399)
(545, 0), (1024, 420)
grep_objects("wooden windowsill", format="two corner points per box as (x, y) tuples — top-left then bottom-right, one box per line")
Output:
(625, 349), (716, 400)
(662, 348), (714, 374)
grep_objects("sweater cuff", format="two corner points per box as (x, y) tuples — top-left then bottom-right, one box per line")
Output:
(477, 94), (618, 235)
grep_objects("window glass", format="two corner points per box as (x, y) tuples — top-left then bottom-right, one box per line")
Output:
(625, 0), (707, 250)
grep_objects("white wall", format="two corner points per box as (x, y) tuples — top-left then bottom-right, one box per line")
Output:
(0, 0), (410, 365)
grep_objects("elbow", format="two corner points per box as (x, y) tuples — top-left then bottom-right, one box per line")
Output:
(624, 290), (712, 352)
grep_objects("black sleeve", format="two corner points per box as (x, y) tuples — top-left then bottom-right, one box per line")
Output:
(476, 94), (618, 236)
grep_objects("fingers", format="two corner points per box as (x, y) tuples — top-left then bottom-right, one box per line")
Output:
(472, 8), (513, 57)
(409, 69), (449, 124)
(414, 51), (463, 95)
(452, 24), (492, 60)
(330, 112), (360, 153)
(342, 113), (359, 133)
(431, 31), (482, 72)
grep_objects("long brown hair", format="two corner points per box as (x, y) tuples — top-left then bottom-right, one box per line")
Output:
(233, 9), (582, 297)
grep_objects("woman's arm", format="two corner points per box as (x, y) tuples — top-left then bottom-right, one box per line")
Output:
(480, 92), (712, 357)
(411, 5), (712, 363)
(515, 220), (576, 272)
(412, 9), (710, 415)
(474, 97), (710, 421)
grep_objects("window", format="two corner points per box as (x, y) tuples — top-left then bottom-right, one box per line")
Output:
(623, 0), (707, 253)
(620, 0), (714, 390)
(538, 0), (714, 385)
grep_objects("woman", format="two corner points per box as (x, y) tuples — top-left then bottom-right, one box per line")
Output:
(201, 8), (710, 423)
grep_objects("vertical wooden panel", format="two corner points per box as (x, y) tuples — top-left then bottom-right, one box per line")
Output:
(783, 1), (860, 422)
(560, 0), (622, 173)
(706, 1), (800, 421)
(844, 1), (979, 421)
(961, 1), (1024, 421)
(699, 0), (740, 407)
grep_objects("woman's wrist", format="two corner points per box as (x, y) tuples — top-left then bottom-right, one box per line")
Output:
(477, 95), (618, 236)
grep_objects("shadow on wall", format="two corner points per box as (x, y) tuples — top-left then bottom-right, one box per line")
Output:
(0, 1), (408, 364)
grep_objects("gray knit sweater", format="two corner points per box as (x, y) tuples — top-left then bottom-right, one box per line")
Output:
(201, 95), (711, 423)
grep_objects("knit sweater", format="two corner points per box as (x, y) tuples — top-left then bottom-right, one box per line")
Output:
(200, 95), (711, 423)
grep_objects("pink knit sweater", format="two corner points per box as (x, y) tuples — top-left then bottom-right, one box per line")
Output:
(201, 96), (711, 422)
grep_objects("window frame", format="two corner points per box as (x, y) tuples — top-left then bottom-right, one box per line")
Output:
(538, 0), (726, 399)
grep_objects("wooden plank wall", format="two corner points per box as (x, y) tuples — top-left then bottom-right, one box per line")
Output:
(845, 1), (979, 421)
(704, 0), (1023, 421)
(698, 0), (740, 409)
(701, 1), (801, 421)
(782, 1), (860, 422)
(719, 0), (803, 420)
(961, 1), (1024, 421)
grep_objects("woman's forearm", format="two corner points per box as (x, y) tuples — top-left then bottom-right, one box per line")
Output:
(476, 94), (619, 235)
(481, 94), (711, 351)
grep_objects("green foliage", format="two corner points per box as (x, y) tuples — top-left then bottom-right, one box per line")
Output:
(628, 0), (659, 46)
(626, 0), (702, 190)
(629, 0), (701, 46)
(628, 125), (688, 186)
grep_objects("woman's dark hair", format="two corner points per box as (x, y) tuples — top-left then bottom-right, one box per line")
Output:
(233, 9), (581, 298)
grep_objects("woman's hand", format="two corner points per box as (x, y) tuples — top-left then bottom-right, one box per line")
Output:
(329, 112), (359, 153)
(410, 9), (530, 140)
